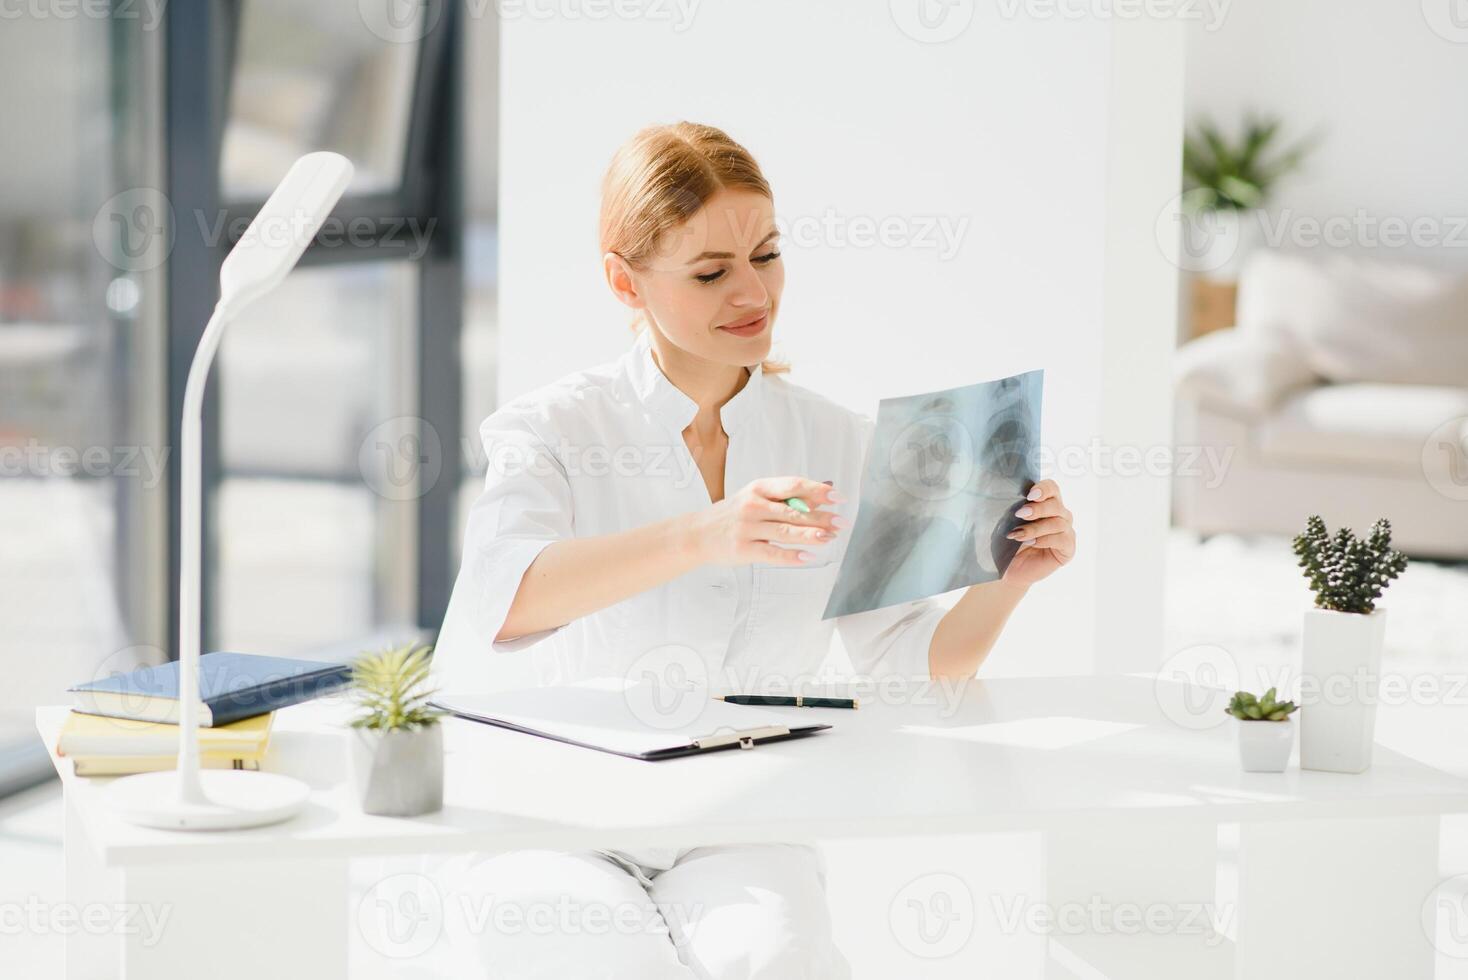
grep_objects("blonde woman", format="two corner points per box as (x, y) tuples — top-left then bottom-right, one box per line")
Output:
(435, 122), (1076, 978)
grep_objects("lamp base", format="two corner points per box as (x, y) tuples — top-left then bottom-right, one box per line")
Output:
(107, 769), (311, 831)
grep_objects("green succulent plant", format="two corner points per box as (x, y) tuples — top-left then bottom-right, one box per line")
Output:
(1227, 688), (1298, 722)
(1292, 515), (1408, 615)
(1181, 114), (1315, 214)
(349, 642), (444, 731)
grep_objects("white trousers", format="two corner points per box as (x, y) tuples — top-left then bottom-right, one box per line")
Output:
(452, 843), (852, 980)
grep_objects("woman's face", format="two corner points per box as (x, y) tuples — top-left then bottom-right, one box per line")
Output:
(607, 188), (784, 369)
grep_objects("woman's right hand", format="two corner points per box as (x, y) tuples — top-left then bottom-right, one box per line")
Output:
(687, 477), (846, 566)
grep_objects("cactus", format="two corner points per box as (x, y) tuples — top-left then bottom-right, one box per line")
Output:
(1227, 688), (1298, 722)
(1291, 515), (1408, 614)
(349, 642), (443, 731)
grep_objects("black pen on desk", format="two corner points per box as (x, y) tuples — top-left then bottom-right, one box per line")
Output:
(715, 694), (860, 709)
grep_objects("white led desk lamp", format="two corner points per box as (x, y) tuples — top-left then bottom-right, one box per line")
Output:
(108, 152), (355, 830)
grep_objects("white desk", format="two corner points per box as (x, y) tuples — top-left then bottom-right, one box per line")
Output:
(39, 675), (1468, 979)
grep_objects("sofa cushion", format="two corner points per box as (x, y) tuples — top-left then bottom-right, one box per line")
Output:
(1256, 383), (1468, 471)
(1236, 251), (1468, 387)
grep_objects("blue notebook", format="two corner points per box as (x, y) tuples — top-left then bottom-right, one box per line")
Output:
(69, 652), (352, 727)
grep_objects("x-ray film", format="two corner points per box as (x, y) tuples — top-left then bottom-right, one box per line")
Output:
(822, 370), (1043, 619)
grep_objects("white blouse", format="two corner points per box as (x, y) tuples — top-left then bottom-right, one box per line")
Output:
(433, 329), (944, 696)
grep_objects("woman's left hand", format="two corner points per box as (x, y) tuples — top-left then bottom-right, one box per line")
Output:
(1001, 479), (1076, 588)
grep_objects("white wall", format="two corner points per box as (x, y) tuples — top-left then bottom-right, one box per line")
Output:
(498, 3), (1183, 675)
(1186, 0), (1468, 268)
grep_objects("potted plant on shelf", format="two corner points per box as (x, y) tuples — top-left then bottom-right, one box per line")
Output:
(347, 642), (445, 817)
(1292, 516), (1408, 774)
(1227, 688), (1299, 773)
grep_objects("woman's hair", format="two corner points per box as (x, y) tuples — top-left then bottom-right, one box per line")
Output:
(599, 121), (787, 374)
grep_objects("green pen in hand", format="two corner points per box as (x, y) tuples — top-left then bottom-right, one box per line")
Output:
(783, 480), (834, 513)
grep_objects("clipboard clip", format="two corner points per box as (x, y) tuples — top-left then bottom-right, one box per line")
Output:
(692, 724), (790, 751)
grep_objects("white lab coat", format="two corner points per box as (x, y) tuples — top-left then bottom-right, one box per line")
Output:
(435, 328), (943, 700)
(432, 330), (944, 977)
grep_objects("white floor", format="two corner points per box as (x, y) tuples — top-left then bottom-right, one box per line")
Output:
(5, 529), (1468, 977)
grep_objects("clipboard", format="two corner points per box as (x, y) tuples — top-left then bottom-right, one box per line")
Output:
(430, 683), (832, 761)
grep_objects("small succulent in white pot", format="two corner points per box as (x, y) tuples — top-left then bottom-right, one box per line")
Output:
(1227, 688), (1299, 773)
(1292, 516), (1408, 774)
(348, 642), (444, 817)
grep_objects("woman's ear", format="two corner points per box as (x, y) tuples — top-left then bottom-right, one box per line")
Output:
(602, 252), (645, 312)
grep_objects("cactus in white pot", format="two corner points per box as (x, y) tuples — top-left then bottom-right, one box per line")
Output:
(1291, 516), (1408, 774)
(348, 642), (444, 816)
(1227, 688), (1299, 772)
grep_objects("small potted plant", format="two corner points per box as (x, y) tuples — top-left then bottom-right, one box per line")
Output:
(1292, 516), (1408, 774)
(347, 642), (445, 817)
(1179, 114), (1315, 277)
(1227, 688), (1299, 772)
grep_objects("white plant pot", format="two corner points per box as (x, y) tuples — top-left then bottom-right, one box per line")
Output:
(1237, 717), (1295, 773)
(350, 724), (444, 817)
(1178, 206), (1261, 278)
(1299, 607), (1386, 774)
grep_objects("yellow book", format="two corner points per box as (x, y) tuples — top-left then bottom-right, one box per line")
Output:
(56, 710), (273, 758)
(72, 754), (262, 778)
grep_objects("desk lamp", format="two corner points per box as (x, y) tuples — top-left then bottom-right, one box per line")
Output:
(108, 152), (355, 830)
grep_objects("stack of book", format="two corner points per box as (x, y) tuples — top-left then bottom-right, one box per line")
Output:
(56, 712), (273, 777)
(57, 651), (354, 778)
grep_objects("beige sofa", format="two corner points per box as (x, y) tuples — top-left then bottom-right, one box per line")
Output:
(1172, 250), (1468, 559)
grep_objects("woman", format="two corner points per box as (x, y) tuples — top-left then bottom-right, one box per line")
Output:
(435, 122), (1076, 979)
